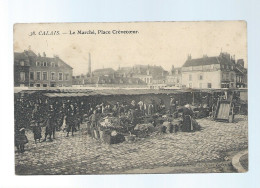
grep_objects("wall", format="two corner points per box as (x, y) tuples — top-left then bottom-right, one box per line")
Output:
(182, 70), (221, 89)
(14, 65), (30, 87)
(29, 60), (73, 88)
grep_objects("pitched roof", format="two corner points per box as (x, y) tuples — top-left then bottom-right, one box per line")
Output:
(183, 53), (236, 68)
(14, 52), (30, 66)
(14, 50), (73, 69)
(183, 56), (219, 67)
(93, 68), (115, 75)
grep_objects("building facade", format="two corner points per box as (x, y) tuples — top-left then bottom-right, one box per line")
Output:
(235, 59), (247, 88)
(166, 66), (182, 87)
(181, 53), (246, 89)
(14, 52), (30, 87)
(14, 50), (73, 88)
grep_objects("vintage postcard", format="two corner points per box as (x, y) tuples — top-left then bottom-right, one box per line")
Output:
(14, 21), (248, 175)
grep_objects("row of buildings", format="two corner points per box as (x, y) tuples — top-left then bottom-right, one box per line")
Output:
(73, 52), (247, 89)
(14, 49), (247, 89)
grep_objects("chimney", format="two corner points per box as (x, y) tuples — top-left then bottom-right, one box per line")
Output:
(53, 54), (59, 58)
(171, 65), (174, 74)
(43, 52), (46, 57)
(237, 59), (244, 68)
(88, 53), (91, 74)
(38, 53), (41, 57)
(187, 54), (192, 60)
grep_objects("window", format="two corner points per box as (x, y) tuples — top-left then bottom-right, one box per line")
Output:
(58, 73), (63, 81)
(30, 72), (34, 80)
(208, 83), (212, 88)
(20, 61), (24, 66)
(36, 72), (41, 80)
(36, 84), (41, 87)
(199, 74), (203, 80)
(59, 84), (63, 87)
(50, 84), (55, 87)
(51, 62), (55, 67)
(20, 72), (25, 81)
(51, 72), (55, 80)
(42, 72), (47, 80)
(189, 74), (192, 81)
(43, 84), (47, 87)
(29, 83), (34, 87)
(43, 62), (47, 67)
(36, 62), (40, 66)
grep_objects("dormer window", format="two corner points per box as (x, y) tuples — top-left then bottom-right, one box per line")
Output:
(43, 62), (47, 67)
(51, 62), (55, 67)
(36, 61), (40, 66)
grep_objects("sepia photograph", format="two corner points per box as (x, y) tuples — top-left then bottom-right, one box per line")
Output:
(13, 21), (248, 175)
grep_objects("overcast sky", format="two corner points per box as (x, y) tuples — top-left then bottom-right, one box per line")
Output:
(14, 22), (247, 75)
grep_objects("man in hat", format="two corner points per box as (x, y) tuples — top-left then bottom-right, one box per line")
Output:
(66, 104), (76, 137)
(42, 104), (56, 141)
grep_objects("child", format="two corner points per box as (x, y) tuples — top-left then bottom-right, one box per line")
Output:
(32, 122), (42, 144)
(15, 128), (28, 153)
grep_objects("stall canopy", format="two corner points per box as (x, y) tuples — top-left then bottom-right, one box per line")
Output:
(43, 89), (188, 98)
(20, 88), (247, 98)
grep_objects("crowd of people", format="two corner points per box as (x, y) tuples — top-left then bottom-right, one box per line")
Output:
(14, 95), (207, 153)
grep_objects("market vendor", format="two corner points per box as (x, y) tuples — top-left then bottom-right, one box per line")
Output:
(138, 100), (145, 115)
(130, 109), (139, 126)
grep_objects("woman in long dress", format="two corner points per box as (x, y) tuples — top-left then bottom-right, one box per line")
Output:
(182, 104), (193, 132)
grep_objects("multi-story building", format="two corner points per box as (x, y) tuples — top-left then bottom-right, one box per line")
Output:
(14, 49), (73, 88)
(130, 65), (167, 85)
(235, 59), (247, 88)
(166, 65), (182, 87)
(181, 53), (245, 89)
(14, 52), (31, 87)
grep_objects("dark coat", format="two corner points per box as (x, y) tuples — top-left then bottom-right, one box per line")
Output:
(182, 107), (193, 132)
(15, 132), (28, 146)
(32, 126), (42, 140)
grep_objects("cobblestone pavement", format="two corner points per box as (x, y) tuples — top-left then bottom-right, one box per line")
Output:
(15, 115), (248, 175)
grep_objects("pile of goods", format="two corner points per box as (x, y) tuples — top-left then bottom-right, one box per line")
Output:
(82, 108), (200, 144)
